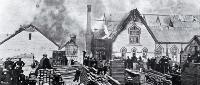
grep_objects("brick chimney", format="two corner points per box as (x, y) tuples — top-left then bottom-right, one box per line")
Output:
(85, 3), (93, 55)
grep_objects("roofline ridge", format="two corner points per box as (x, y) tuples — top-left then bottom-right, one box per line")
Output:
(29, 24), (60, 49)
(143, 14), (200, 16)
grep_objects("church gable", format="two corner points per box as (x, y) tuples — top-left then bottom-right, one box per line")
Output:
(109, 9), (158, 43)
(112, 12), (156, 58)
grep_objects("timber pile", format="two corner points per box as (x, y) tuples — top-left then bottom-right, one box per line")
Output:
(145, 70), (172, 85)
(53, 66), (78, 84)
(110, 60), (125, 84)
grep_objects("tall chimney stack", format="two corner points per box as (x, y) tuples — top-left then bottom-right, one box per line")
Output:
(87, 4), (92, 33)
(85, 3), (93, 56)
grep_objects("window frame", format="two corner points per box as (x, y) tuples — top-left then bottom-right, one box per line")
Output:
(128, 25), (141, 44)
(155, 45), (163, 56)
(142, 47), (148, 57)
(170, 45), (178, 56)
(131, 47), (137, 57)
(120, 47), (127, 58)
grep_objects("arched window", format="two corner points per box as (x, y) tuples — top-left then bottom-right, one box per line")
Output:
(142, 47), (148, 58)
(170, 45), (178, 55)
(129, 25), (141, 44)
(120, 47), (127, 58)
(131, 47), (137, 57)
(155, 45), (163, 57)
(170, 45), (178, 60)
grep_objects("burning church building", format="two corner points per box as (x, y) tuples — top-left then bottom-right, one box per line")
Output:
(88, 8), (200, 64)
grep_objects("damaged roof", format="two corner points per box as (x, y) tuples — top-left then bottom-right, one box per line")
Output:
(107, 9), (200, 44)
(144, 14), (200, 43)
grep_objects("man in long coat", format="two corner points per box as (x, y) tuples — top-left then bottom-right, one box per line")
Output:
(39, 54), (52, 69)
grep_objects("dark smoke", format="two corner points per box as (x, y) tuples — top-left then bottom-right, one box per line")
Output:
(32, 0), (85, 51)
(31, 0), (108, 51)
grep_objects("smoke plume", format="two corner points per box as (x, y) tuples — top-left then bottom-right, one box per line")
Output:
(2, 0), (200, 50)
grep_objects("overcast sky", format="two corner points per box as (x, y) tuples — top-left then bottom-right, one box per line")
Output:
(1, 0), (200, 34)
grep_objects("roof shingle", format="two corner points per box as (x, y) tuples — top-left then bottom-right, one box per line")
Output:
(107, 9), (200, 43)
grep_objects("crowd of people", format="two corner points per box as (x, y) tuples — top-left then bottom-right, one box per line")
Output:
(0, 53), (65, 85)
(146, 56), (180, 74)
(81, 54), (181, 84)
(124, 56), (143, 70)
(124, 55), (180, 74)
(83, 56), (109, 75)
(123, 55), (180, 85)
(0, 51), (183, 85)
(146, 56), (181, 85)
(0, 58), (26, 85)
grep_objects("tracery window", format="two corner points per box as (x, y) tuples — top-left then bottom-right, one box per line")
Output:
(129, 25), (141, 44)
(121, 47), (127, 58)
(155, 45), (163, 57)
(170, 45), (178, 60)
(132, 47), (137, 57)
(142, 47), (148, 58)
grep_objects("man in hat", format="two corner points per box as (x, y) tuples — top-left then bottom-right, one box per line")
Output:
(40, 54), (52, 69)
(73, 68), (81, 82)
(3, 58), (14, 70)
(14, 58), (25, 70)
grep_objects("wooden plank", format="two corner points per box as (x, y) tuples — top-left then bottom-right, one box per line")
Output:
(110, 60), (125, 84)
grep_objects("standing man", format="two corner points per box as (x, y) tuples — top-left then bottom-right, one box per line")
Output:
(103, 61), (109, 75)
(71, 59), (75, 65)
(127, 56), (131, 69)
(14, 58), (25, 71)
(83, 51), (86, 63)
(64, 56), (68, 65)
(97, 60), (103, 75)
(3, 58), (14, 70)
(40, 54), (52, 69)
(73, 68), (81, 82)
(131, 55), (137, 63)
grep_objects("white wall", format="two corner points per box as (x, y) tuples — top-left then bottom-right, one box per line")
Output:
(0, 31), (59, 61)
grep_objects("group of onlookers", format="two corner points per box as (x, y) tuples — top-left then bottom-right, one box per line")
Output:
(0, 58), (26, 85)
(124, 56), (143, 69)
(147, 56), (180, 74)
(83, 57), (109, 75)
(124, 55), (180, 85)
(146, 56), (181, 85)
